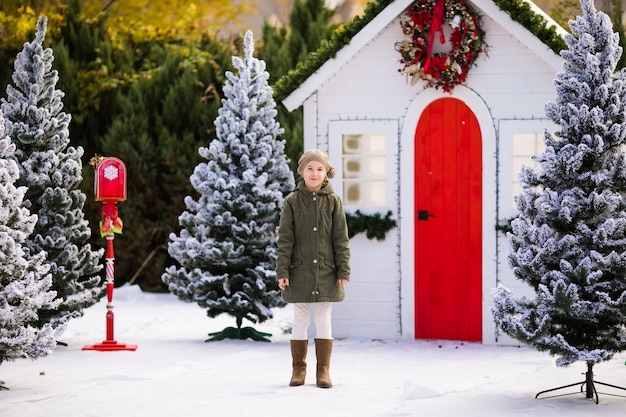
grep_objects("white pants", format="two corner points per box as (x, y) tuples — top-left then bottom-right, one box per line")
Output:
(291, 302), (333, 340)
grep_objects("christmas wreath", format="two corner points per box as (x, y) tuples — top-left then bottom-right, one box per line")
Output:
(395, 0), (486, 92)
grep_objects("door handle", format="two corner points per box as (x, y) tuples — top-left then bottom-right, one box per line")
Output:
(417, 210), (434, 221)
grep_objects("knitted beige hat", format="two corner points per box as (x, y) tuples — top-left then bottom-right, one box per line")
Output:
(297, 149), (336, 178)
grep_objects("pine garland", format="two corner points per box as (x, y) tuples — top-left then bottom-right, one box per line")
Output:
(492, 0), (566, 54)
(273, 0), (393, 100)
(346, 210), (397, 241)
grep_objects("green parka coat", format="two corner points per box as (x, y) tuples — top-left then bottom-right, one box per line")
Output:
(276, 180), (351, 303)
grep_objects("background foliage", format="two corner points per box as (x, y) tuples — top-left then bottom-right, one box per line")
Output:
(0, 0), (344, 291)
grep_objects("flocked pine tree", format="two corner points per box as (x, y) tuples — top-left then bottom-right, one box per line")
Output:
(162, 30), (295, 342)
(492, 0), (626, 401)
(0, 110), (58, 389)
(1, 16), (103, 335)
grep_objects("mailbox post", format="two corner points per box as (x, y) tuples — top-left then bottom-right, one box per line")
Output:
(83, 157), (137, 351)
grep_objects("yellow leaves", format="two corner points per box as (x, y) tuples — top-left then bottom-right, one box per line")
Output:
(81, 0), (254, 44)
(0, 3), (65, 51)
(1, 0), (255, 53)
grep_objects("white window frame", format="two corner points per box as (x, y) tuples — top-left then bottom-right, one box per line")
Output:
(499, 118), (557, 219)
(328, 119), (398, 213)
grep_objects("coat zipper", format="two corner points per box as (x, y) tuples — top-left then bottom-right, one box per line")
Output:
(312, 191), (319, 301)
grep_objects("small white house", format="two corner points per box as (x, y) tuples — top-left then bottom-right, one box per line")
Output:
(279, 0), (568, 345)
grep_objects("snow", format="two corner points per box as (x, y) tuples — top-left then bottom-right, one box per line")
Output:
(1, 284), (626, 417)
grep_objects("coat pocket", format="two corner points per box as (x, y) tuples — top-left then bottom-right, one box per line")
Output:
(289, 258), (302, 270)
(323, 259), (336, 271)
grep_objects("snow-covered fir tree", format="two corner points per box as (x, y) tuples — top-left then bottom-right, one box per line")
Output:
(162, 30), (295, 341)
(1, 16), (103, 335)
(492, 0), (626, 369)
(0, 110), (58, 385)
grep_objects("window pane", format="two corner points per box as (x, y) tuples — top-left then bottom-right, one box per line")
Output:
(341, 134), (386, 207)
(343, 135), (361, 153)
(512, 133), (538, 154)
(511, 132), (545, 208)
(366, 157), (386, 179)
(343, 157), (361, 178)
(344, 182), (361, 205)
(365, 134), (386, 153)
(365, 182), (386, 206)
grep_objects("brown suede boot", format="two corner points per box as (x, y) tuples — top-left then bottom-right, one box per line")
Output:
(314, 338), (333, 388)
(289, 340), (308, 386)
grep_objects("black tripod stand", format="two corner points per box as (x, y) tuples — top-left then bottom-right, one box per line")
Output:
(535, 361), (626, 404)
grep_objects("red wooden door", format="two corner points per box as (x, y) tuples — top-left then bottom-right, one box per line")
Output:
(414, 97), (482, 342)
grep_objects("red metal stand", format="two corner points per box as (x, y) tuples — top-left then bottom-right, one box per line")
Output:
(83, 233), (137, 351)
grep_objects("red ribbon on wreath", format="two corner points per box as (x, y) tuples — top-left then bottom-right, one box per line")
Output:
(424, 0), (446, 73)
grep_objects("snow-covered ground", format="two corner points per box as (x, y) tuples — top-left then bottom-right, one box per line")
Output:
(2, 284), (626, 417)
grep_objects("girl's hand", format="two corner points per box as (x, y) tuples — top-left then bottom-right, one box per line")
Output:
(337, 279), (348, 288)
(278, 278), (289, 290)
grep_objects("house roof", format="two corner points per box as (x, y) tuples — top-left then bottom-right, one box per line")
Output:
(277, 0), (568, 111)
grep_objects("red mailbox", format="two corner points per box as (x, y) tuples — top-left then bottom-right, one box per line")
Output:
(83, 156), (136, 352)
(94, 157), (126, 202)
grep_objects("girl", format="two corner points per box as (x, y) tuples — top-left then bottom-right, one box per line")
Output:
(276, 149), (351, 388)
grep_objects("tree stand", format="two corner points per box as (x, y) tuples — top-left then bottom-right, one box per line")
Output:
(205, 317), (272, 342)
(206, 327), (272, 342)
(535, 361), (626, 404)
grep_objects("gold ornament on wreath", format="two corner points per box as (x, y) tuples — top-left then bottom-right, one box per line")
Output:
(395, 0), (486, 92)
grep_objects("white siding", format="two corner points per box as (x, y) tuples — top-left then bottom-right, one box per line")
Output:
(332, 233), (401, 339)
